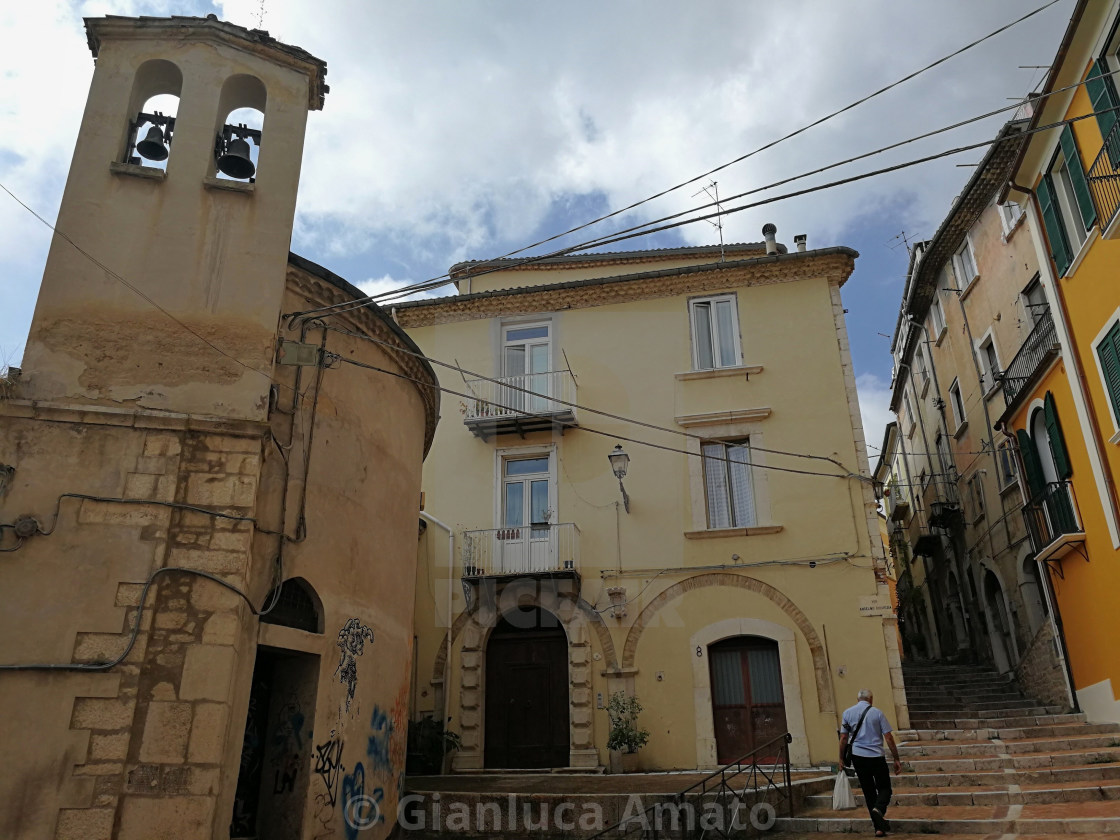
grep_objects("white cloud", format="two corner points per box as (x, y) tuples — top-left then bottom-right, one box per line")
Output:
(856, 372), (896, 468)
(0, 0), (1073, 361)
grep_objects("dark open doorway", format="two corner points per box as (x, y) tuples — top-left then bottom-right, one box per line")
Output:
(484, 606), (569, 768)
(230, 646), (319, 839)
(709, 636), (787, 763)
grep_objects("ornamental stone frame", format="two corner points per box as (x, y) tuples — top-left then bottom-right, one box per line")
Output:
(690, 618), (811, 768)
(450, 582), (602, 770)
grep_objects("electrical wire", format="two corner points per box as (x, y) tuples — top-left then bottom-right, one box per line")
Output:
(290, 0), (1065, 316)
(322, 324), (856, 472)
(0, 562), (283, 672)
(330, 352), (864, 481)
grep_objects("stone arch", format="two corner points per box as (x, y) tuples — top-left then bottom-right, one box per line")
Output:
(447, 584), (608, 770)
(1016, 546), (1048, 638)
(622, 573), (835, 714)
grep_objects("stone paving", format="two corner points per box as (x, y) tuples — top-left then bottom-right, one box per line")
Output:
(776, 661), (1120, 836)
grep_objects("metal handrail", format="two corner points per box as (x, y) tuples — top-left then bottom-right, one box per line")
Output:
(1088, 116), (1120, 231)
(1000, 309), (1059, 407)
(586, 731), (793, 839)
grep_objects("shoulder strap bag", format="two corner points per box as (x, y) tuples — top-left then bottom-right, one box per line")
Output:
(841, 705), (872, 768)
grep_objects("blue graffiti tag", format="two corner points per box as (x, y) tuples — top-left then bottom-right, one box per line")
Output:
(366, 706), (395, 774)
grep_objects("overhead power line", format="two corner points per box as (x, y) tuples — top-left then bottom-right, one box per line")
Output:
(290, 0), (1065, 317)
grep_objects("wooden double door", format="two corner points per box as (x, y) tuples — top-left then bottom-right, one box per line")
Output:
(709, 636), (787, 764)
(484, 609), (569, 768)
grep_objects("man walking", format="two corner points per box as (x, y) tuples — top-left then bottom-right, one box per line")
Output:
(838, 689), (902, 837)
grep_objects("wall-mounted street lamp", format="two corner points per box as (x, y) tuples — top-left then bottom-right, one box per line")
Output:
(608, 444), (631, 513)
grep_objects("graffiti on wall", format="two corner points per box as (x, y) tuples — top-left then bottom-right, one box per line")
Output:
(335, 618), (375, 712)
(366, 706), (394, 775)
(313, 734), (345, 808)
(341, 762), (385, 840)
(271, 694), (307, 794)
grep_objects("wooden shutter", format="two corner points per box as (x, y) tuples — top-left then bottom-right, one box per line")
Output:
(1037, 176), (1072, 276)
(1059, 124), (1098, 230)
(1087, 58), (1120, 166)
(1017, 429), (1046, 498)
(1098, 321), (1120, 423)
(1044, 391), (1073, 480)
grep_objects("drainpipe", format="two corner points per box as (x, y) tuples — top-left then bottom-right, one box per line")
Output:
(419, 511), (455, 771)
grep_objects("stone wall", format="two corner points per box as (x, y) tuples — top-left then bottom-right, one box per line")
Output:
(1014, 622), (1071, 709)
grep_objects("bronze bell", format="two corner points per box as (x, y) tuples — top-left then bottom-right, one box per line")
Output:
(217, 137), (256, 179)
(135, 125), (169, 162)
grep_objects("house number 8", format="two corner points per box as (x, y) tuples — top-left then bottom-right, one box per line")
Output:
(696, 646), (703, 657)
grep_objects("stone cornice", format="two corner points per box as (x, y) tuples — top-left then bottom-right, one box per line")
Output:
(0, 399), (269, 437)
(395, 249), (856, 328)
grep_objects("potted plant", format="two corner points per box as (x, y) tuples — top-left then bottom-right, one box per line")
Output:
(406, 717), (462, 775)
(606, 690), (649, 773)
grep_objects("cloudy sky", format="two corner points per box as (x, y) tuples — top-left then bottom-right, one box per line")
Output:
(0, 0), (1073, 463)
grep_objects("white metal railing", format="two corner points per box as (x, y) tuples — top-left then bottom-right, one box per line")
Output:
(462, 371), (577, 423)
(461, 523), (580, 576)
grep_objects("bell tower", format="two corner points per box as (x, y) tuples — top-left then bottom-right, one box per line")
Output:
(20, 15), (327, 421)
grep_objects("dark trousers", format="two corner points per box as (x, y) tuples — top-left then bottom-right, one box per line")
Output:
(851, 754), (892, 822)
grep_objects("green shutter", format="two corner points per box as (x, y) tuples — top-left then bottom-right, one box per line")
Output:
(1098, 321), (1120, 422)
(1059, 123), (1098, 230)
(1017, 429), (1046, 498)
(1037, 176), (1072, 276)
(1087, 58), (1120, 166)
(1044, 391), (1073, 480)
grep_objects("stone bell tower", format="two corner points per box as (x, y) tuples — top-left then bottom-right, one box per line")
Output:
(20, 15), (327, 421)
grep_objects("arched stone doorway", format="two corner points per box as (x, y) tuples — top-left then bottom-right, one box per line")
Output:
(983, 569), (1015, 673)
(484, 606), (570, 768)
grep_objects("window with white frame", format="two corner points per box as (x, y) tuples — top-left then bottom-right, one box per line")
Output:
(997, 439), (1018, 489)
(949, 378), (966, 431)
(1051, 150), (1090, 250)
(1037, 126), (1096, 276)
(690, 295), (742, 370)
(701, 439), (755, 529)
(935, 432), (954, 480)
(501, 454), (553, 534)
(915, 346), (930, 393)
(978, 335), (1001, 394)
(1095, 318), (1120, 431)
(930, 293), (946, 338)
(1021, 276), (1048, 328)
(903, 394), (915, 437)
(952, 238), (978, 289)
(999, 201), (1024, 235)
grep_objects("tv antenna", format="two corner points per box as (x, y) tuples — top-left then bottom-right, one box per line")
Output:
(886, 230), (913, 254)
(692, 180), (726, 262)
(256, 0), (266, 29)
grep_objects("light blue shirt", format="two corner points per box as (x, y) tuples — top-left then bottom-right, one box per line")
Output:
(842, 700), (892, 758)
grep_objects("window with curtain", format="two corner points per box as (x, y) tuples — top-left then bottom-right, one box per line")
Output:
(702, 440), (755, 529)
(690, 295), (742, 370)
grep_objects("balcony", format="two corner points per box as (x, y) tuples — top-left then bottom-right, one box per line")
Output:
(462, 371), (577, 438)
(1023, 480), (1084, 564)
(999, 309), (1060, 408)
(1088, 117), (1120, 235)
(462, 522), (581, 579)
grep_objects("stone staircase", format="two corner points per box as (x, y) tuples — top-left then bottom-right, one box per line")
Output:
(777, 662), (1120, 836)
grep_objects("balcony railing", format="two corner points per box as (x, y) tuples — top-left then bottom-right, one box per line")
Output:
(1023, 480), (1081, 558)
(1088, 116), (1120, 233)
(1000, 308), (1060, 407)
(462, 523), (580, 577)
(462, 371), (577, 437)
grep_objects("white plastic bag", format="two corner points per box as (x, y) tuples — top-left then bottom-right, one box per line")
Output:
(832, 769), (857, 810)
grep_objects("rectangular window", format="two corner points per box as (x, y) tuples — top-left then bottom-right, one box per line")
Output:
(701, 440), (755, 529)
(904, 394), (915, 437)
(502, 455), (552, 535)
(999, 201), (1025, 234)
(949, 379), (966, 431)
(1022, 276), (1048, 328)
(1096, 320), (1120, 428)
(915, 346), (929, 392)
(502, 321), (551, 412)
(997, 439), (1018, 489)
(953, 238), (978, 289)
(936, 432), (953, 478)
(1038, 125), (1096, 276)
(690, 295), (742, 370)
(930, 294), (946, 338)
(979, 336), (1001, 393)
(967, 473), (986, 521)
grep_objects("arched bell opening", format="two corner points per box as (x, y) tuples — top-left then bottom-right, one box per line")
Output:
(213, 74), (267, 182)
(123, 59), (183, 168)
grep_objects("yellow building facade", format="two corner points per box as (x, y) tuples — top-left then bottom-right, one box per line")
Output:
(400, 239), (907, 772)
(1004, 0), (1120, 724)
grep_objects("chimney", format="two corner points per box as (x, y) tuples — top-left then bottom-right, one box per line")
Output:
(794, 234), (807, 252)
(762, 223), (778, 255)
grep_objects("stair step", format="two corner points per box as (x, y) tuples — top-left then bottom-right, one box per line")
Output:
(910, 706), (1067, 721)
(908, 713), (1082, 729)
(900, 735), (1120, 758)
(778, 801), (1120, 834)
(892, 763), (1120, 788)
(805, 781), (1120, 807)
(898, 721), (1114, 741)
(903, 747), (1120, 772)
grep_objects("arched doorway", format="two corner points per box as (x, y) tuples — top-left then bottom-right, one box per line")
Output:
(945, 573), (968, 653)
(984, 570), (1014, 673)
(484, 606), (569, 768)
(709, 636), (787, 763)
